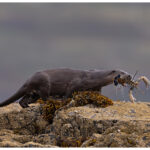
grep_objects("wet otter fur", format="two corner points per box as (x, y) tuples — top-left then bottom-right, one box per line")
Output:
(0, 68), (132, 108)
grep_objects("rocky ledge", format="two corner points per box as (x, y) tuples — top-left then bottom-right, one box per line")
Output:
(1, 101), (150, 147)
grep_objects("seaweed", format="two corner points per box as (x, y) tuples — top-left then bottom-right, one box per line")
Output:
(37, 91), (114, 123)
(73, 91), (113, 108)
(37, 98), (71, 123)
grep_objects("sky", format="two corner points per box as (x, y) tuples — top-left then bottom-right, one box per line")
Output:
(0, 3), (150, 102)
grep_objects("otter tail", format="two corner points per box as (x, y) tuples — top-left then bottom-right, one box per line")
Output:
(0, 86), (26, 107)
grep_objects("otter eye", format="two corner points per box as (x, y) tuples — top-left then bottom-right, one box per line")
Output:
(112, 70), (116, 73)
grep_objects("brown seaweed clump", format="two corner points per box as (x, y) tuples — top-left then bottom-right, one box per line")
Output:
(37, 98), (71, 123)
(73, 91), (113, 108)
(37, 91), (113, 123)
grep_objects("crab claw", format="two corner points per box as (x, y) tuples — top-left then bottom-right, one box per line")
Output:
(129, 89), (136, 103)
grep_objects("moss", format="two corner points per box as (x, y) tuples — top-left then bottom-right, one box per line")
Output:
(37, 91), (113, 123)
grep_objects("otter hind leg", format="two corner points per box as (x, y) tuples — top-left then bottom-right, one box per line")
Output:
(27, 91), (40, 104)
(19, 91), (40, 108)
(19, 96), (29, 108)
(38, 85), (50, 101)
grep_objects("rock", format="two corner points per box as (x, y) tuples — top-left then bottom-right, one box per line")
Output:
(0, 103), (49, 135)
(1, 101), (150, 147)
(0, 129), (56, 147)
(23, 142), (54, 147)
(51, 101), (150, 147)
(0, 103), (57, 147)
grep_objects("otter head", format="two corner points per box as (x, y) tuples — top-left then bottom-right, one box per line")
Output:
(107, 70), (132, 86)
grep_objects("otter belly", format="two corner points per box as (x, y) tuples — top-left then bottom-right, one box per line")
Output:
(50, 82), (68, 96)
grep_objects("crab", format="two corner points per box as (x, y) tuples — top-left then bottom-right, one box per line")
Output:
(114, 72), (150, 103)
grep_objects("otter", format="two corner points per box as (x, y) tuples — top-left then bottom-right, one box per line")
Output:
(0, 68), (132, 108)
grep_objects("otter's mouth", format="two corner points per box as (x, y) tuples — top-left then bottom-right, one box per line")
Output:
(114, 74), (132, 87)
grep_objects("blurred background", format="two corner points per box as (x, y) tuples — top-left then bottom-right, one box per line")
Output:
(0, 3), (150, 102)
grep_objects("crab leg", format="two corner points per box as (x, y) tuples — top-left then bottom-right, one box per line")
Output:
(136, 76), (150, 89)
(129, 89), (136, 103)
(128, 76), (150, 103)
